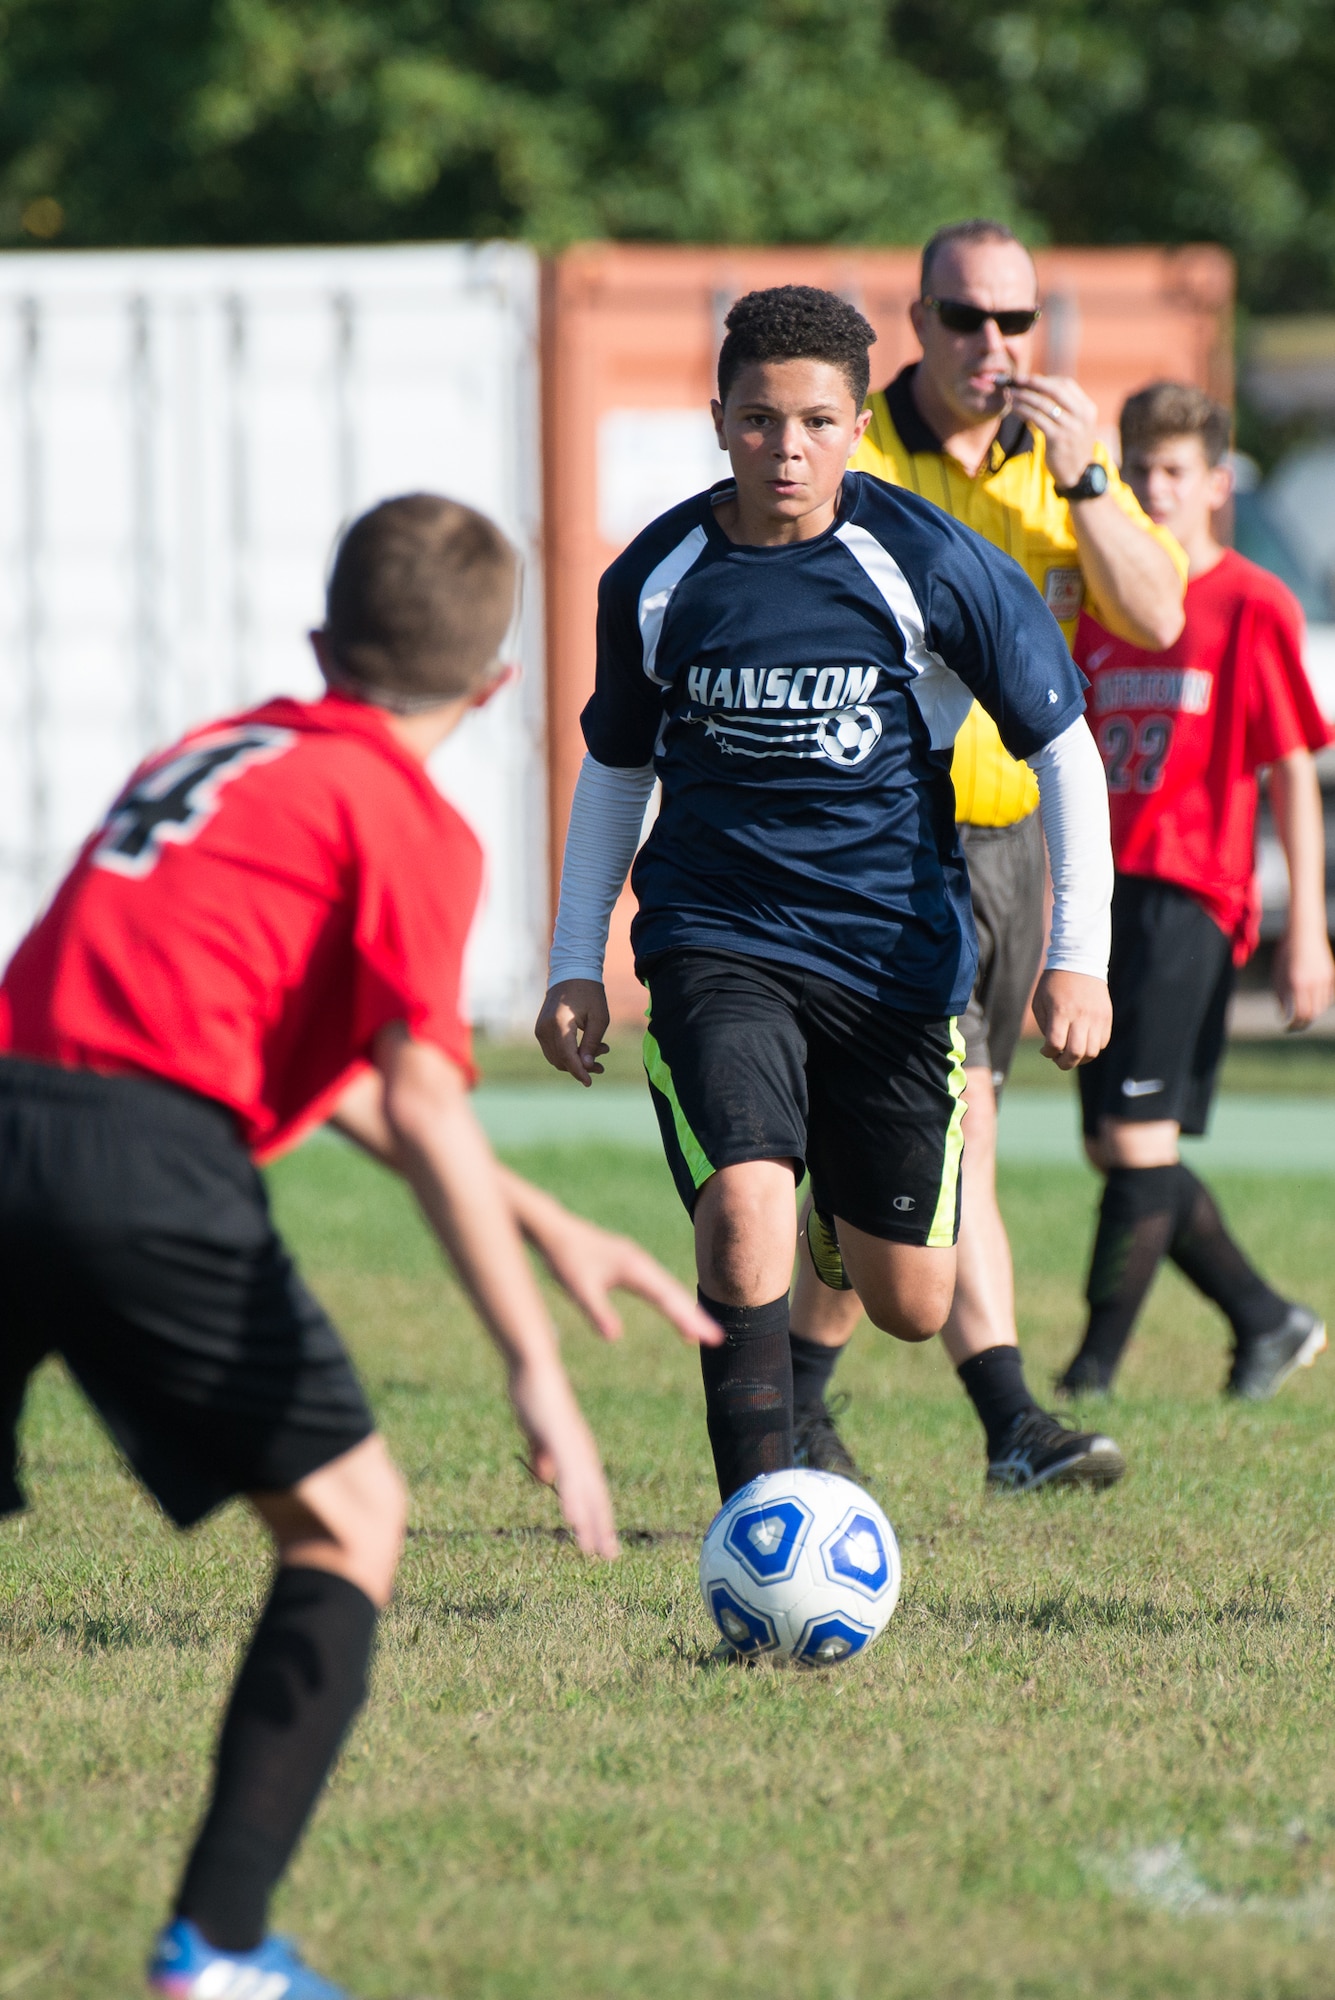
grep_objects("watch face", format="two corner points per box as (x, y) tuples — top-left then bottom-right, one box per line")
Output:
(1086, 462), (1109, 496)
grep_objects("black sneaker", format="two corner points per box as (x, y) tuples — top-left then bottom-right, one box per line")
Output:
(1227, 1305), (1327, 1401)
(1054, 1350), (1116, 1399)
(804, 1205), (852, 1291)
(986, 1408), (1126, 1492)
(793, 1394), (858, 1476)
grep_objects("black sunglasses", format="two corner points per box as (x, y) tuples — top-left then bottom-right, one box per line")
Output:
(922, 297), (1041, 336)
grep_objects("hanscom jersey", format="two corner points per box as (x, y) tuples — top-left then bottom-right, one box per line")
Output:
(582, 470), (1087, 1017)
(0, 694), (483, 1158)
(853, 364), (1187, 827)
(1074, 549), (1331, 961)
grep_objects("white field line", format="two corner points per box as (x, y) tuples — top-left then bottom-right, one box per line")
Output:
(1093, 1840), (1335, 1931)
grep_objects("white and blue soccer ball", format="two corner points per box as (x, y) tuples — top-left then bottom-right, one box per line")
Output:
(699, 1468), (901, 1667)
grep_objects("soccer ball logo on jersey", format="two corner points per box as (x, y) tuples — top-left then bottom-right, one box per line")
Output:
(683, 663), (883, 767)
(816, 706), (882, 766)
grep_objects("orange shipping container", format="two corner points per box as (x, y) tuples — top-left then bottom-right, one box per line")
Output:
(541, 242), (1234, 1021)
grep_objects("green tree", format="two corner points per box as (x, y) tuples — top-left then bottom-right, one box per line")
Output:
(895, 0), (1335, 310)
(6, 0), (1335, 312)
(0, 0), (1021, 251)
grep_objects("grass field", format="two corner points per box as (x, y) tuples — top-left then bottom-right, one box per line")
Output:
(3, 1125), (1335, 1999)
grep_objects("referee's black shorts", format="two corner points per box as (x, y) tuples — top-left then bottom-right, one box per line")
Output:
(641, 948), (966, 1248)
(0, 1058), (374, 1528)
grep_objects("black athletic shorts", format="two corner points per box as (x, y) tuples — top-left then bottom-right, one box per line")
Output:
(1079, 876), (1234, 1140)
(642, 948), (966, 1247)
(0, 1059), (374, 1529)
(958, 809), (1046, 1093)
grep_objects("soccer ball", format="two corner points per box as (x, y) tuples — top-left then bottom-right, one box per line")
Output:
(817, 703), (883, 767)
(699, 1468), (901, 1666)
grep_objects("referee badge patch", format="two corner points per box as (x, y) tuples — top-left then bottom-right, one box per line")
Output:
(1043, 568), (1085, 621)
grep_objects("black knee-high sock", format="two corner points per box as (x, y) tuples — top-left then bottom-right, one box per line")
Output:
(1168, 1166), (1289, 1343)
(789, 1331), (841, 1416)
(698, 1292), (793, 1501)
(956, 1345), (1041, 1455)
(176, 1566), (378, 1952)
(1071, 1164), (1184, 1379)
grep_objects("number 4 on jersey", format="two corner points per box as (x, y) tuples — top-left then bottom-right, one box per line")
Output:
(93, 727), (296, 878)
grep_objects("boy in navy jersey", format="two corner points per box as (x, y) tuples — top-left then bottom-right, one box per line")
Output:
(0, 495), (716, 1999)
(537, 287), (1122, 1503)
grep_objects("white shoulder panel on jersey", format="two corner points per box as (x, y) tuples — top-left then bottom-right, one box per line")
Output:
(638, 525), (709, 686)
(834, 520), (973, 750)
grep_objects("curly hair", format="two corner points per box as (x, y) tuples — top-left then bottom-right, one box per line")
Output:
(717, 285), (877, 408)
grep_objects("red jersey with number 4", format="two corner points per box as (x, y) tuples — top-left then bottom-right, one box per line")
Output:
(1074, 550), (1331, 962)
(0, 694), (483, 1159)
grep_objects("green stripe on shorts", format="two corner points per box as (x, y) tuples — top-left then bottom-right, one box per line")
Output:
(643, 1025), (714, 1192)
(926, 1017), (968, 1249)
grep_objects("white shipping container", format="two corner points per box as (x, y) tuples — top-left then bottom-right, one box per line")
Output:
(0, 241), (546, 1030)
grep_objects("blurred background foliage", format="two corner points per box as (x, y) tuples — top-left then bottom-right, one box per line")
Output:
(1, 0), (1333, 314)
(0, 0), (1016, 254)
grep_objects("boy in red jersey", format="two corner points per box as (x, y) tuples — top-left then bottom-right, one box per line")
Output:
(1057, 385), (1334, 1401)
(0, 494), (716, 2000)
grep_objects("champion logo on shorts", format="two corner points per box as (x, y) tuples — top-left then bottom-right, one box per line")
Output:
(1120, 1077), (1164, 1098)
(892, 1194), (917, 1212)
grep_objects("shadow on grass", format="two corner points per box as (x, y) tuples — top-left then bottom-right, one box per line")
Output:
(405, 1526), (697, 1546)
(0, 1605), (231, 1652)
(916, 1581), (1292, 1635)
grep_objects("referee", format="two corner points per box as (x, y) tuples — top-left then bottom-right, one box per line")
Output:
(790, 218), (1187, 1491)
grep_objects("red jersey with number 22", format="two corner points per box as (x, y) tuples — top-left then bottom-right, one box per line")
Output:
(0, 694), (483, 1159)
(1074, 550), (1330, 962)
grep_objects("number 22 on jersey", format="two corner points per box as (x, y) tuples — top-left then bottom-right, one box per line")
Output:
(1097, 713), (1173, 793)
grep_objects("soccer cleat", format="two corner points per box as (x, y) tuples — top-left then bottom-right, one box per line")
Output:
(707, 1637), (758, 1666)
(804, 1205), (852, 1291)
(986, 1409), (1126, 1493)
(793, 1394), (859, 1476)
(1053, 1350), (1116, 1399)
(148, 1918), (351, 1998)
(1226, 1305), (1327, 1402)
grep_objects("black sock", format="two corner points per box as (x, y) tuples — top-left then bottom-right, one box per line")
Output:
(956, 1345), (1040, 1456)
(1168, 1166), (1289, 1343)
(698, 1291), (793, 1502)
(789, 1331), (840, 1416)
(1070, 1164), (1184, 1381)
(176, 1566), (378, 1952)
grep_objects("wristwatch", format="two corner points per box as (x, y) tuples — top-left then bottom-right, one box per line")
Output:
(1053, 462), (1109, 503)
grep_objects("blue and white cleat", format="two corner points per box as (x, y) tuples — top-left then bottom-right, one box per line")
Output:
(148, 1918), (351, 1998)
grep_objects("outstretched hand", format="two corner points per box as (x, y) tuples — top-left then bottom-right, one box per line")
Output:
(498, 1166), (721, 1348)
(508, 1354), (619, 1559)
(1032, 968), (1112, 1070)
(539, 1207), (722, 1347)
(535, 978), (611, 1087)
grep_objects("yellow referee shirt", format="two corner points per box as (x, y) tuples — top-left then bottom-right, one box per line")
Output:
(851, 364), (1188, 826)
